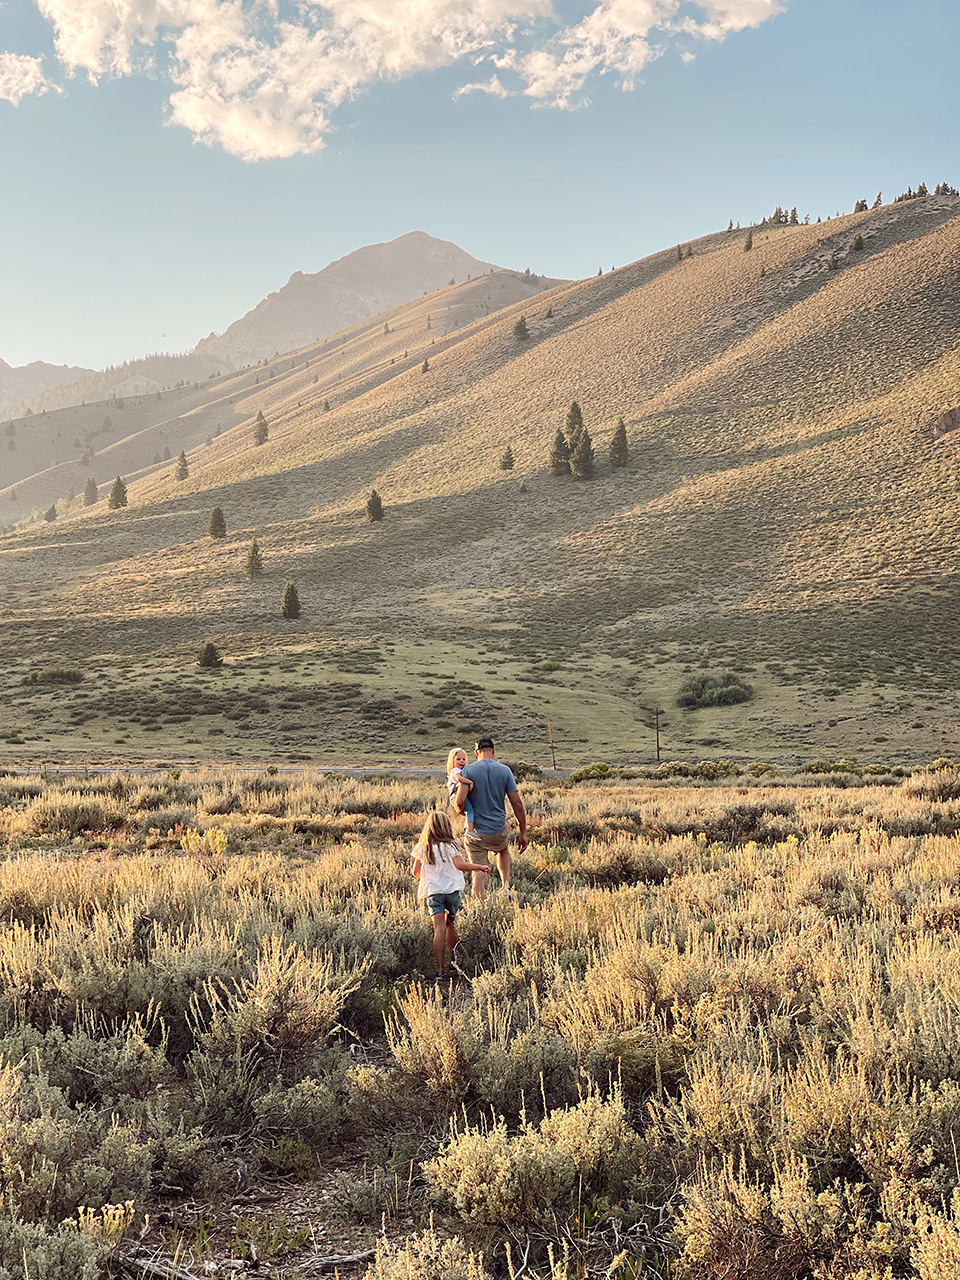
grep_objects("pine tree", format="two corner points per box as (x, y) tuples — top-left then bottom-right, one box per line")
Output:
(499, 446), (515, 471)
(83, 476), (98, 506)
(197, 641), (223, 668)
(609, 418), (628, 468)
(281, 582), (301, 620)
(544, 306), (553, 319)
(828, 253), (839, 270)
(244, 539), (263, 579)
(744, 231), (753, 251)
(549, 429), (571, 476)
(322, 399), (330, 411)
(176, 450), (189, 480)
(565, 402), (584, 442)
(43, 503), (57, 523)
(366, 489), (384, 522)
(253, 410), (268, 446)
(685, 244), (693, 258)
(512, 315), (529, 340)
(852, 234), (864, 251)
(107, 476), (127, 509)
(853, 199), (868, 213)
(676, 244), (683, 262)
(873, 192), (882, 208)
(421, 359), (429, 373)
(790, 207), (799, 224)
(209, 507), (226, 538)
(571, 428), (596, 480)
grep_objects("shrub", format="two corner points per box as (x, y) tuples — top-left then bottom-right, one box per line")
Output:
(0, 1215), (101, 1280)
(567, 762), (613, 783)
(22, 667), (84, 685)
(425, 1093), (645, 1228)
(363, 1226), (491, 1280)
(366, 489), (384, 522)
(677, 672), (754, 709)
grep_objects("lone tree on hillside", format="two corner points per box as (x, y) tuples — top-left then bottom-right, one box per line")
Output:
(852, 234), (864, 251)
(107, 476), (128, 509)
(322, 400), (330, 411)
(366, 488), (384, 522)
(175, 451), (189, 480)
(421, 358), (429, 373)
(828, 253), (839, 270)
(281, 582), (301, 619)
(253, 410), (268, 446)
(83, 476), (98, 506)
(571, 428), (596, 479)
(609, 417), (629, 468)
(209, 507), (226, 539)
(43, 503), (57, 523)
(499, 446), (515, 471)
(744, 231), (753, 251)
(244, 538), (264, 579)
(512, 315), (529, 340)
(549, 428), (571, 476)
(197, 641), (223, 669)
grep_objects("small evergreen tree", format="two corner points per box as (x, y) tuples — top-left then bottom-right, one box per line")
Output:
(744, 231), (753, 251)
(209, 507), (226, 538)
(571, 429), (595, 480)
(176, 450), (189, 480)
(253, 410), (268, 446)
(107, 476), (127, 509)
(565, 401), (584, 441)
(281, 582), (301, 619)
(499, 446), (515, 471)
(244, 538), (263, 579)
(873, 192), (882, 207)
(519, 479), (528, 493)
(549, 429), (571, 476)
(828, 253), (839, 270)
(323, 399), (330, 411)
(609, 418), (628, 468)
(544, 306), (553, 319)
(852, 234), (864, 251)
(197, 641), (223, 668)
(83, 476), (98, 506)
(512, 315), (529, 340)
(676, 244), (683, 262)
(43, 503), (57, 523)
(421, 359), (429, 373)
(366, 489), (384, 522)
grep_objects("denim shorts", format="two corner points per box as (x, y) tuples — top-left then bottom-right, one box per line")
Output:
(426, 890), (462, 918)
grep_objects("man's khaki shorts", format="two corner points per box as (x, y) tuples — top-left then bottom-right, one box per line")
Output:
(465, 828), (510, 862)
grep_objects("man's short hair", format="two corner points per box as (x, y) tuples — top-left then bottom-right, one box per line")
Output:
(475, 736), (495, 751)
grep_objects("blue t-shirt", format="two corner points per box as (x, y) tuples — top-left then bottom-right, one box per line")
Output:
(460, 759), (518, 833)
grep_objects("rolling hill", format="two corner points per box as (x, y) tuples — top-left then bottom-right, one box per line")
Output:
(1, 196), (959, 770)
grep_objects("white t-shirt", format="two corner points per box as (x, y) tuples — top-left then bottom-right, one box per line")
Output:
(413, 839), (465, 899)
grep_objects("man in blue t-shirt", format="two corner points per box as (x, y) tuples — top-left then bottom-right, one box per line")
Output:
(455, 736), (528, 900)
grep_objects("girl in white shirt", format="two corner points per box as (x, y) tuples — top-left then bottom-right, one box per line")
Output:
(411, 810), (489, 982)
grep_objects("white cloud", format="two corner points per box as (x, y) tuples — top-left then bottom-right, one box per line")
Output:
(0, 51), (51, 105)
(28, 0), (788, 158)
(453, 73), (510, 98)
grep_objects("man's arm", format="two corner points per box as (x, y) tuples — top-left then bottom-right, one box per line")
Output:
(507, 790), (528, 851)
(455, 781), (470, 815)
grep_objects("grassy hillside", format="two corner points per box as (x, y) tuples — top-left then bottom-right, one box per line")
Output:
(1, 199), (959, 768)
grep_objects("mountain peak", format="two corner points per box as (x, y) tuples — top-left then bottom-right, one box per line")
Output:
(196, 232), (503, 368)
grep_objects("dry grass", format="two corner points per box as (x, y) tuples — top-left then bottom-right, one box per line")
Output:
(2, 767), (960, 1275)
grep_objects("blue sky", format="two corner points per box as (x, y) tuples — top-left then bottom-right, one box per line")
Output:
(1, 0), (958, 370)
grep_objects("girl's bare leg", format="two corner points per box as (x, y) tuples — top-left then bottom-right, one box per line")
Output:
(431, 913), (447, 973)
